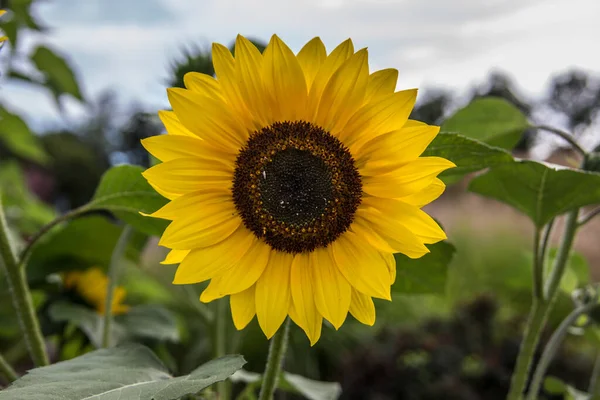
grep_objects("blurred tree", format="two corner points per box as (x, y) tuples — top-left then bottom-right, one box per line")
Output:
(547, 70), (600, 131)
(167, 38), (266, 88)
(117, 111), (163, 167)
(410, 90), (453, 126)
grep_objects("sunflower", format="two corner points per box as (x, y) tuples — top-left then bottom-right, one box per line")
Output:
(64, 267), (130, 315)
(142, 34), (454, 344)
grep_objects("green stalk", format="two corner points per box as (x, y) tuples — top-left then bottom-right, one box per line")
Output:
(0, 352), (18, 383)
(589, 352), (600, 399)
(215, 298), (229, 399)
(507, 210), (580, 400)
(258, 319), (291, 400)
(0, 199), (49, 366)
(526, 302), (597, 400)
(102, 225), (133, 348)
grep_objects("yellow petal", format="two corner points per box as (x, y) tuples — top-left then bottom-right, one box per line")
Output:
(230, 285), (256, 330)
(262, 34), (308, 121)
(399, 178), (446, 207)
(290, 253), (323, 345)
(383, 251), (396, 284)
(355, 207), (430, 258)
(142, 157), (232, 195)
(365, 69), (398, 104)
(340, 89), (418, 149)
(141, 134), (236, 163)
(204, 239), (271, 296)
(349, 288), (375, 326)
(356, 124), (440, 173)
(234, 35), (270, 127)
(288, 300), (322, 346)
(256, 250), (293, 338)
(331, 231), (392, 300)
(350, 217), (395, 253)
(311, 248), (351, 329)
(212, 43), (254, 130)
(362, 157), (455, 198)
(167, 88), (247, 151)
(173, 226), (255, 284)
(362, 197), (447, 244)
(150, 189), (232, 220)
(161, 249), (190, 265)
(159, 212), (240, 250)
(296, 37), (327, 90)
(315, 49), (369, 134)
(306, 38), (354, 120)
(158, 110), (195, 137)
(183, 72), (224, 101)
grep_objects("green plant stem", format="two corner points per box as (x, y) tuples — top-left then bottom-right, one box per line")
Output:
(539, 219), (555, 269)
(579, 207), (600, 227)
(215, 298), (229, 399)
(258, 319), (291, 400)
(102, 225), (133, 348)
(507, 210), (580, 400)
(526, 302), (597, 400)
(589, 352), (600, 399)
(544, 210), (579, 300)
(0, 199), (49, 367)
(19, 206), (88, 263)
(0, 352), (18, 383)
(532, 228), (543, 299)
(533, 125), (587, 156)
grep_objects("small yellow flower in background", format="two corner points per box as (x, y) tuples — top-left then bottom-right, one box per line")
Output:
(0, 10), (8, 46)
(142, 34), (454, 344)
(64, 267), (130, 315)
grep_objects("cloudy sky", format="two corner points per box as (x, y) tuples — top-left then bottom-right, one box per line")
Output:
(2, 0), (600, 129)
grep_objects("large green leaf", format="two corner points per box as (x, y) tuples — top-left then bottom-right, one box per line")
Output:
(393, 241), (456, 295)
(85, 165), (168, 236)
(0, 344), (245, 400)
(48, 302), (180, 348)
(469, 161), (600, 228)
(0, 106), (50, 164)
(231, 369), (341, 400)
(441, 97), (529, 150)
(31, 45), (83, 103)
(422, 133), (514, 183)
(27, 216), (143, 282)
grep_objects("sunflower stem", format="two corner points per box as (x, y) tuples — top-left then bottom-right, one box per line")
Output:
(215, 298), (230, 399)
(507, 210), (580, 400)
(0, 196), (49, 367)
(102, 225), (133, 348)
(588, 352), (600, 398)
(0, 352), (18, 383)
(258, 319), (290, 400)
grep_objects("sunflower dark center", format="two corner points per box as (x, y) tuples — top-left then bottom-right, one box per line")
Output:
(232, 121), (362, 254)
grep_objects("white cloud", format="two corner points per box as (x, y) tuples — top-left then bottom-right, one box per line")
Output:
(2, 0), (599, 128)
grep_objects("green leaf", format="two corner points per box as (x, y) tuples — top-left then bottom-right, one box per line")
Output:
(441, 97), (530, 150)
(48, 302), (126, 349)
(116, 305), (180, 343)
(230, 370), (341, 400)
(0, 344), (245, 400)
(543, 376), (566, 394)
(48, 302), (180, 347)
(0, 106), (50, 164)
(282, 373), (342, 400)
(27, 216), (143, 282)
(392, 241), (456, 295)
(469, 161), (600, 228)
(85, 165), (168, 236)
(422, 133), (514, 183)
(31, 45), (83, 103)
